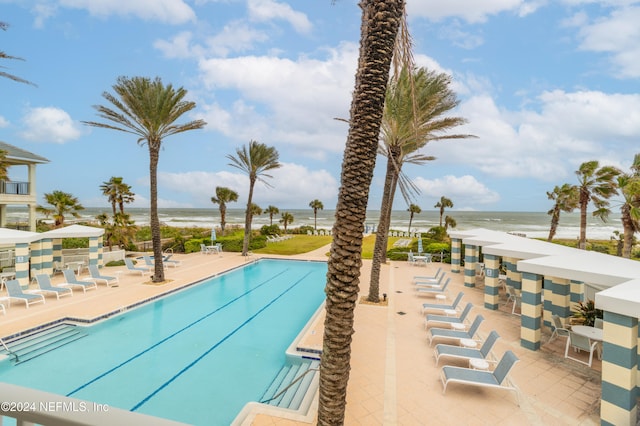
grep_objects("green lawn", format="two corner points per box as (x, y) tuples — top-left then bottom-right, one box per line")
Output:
(253, 235), (332, 255)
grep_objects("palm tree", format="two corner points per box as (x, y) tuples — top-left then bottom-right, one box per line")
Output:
(368, 66), (473, 303)
(0, 150), (8, 181)
(280, 211), (294, 233)
(265, 205), (279, 226)
(318, 1), (405, 423)
(309, 199), (324, 231)
(434, 196), (453, 227)
(444, 215), (456, 231)
(100, 177), (134, 216)
(83, 76), (206, 281)
(575, 161), (621, 249)
(407, 203), (421, 233)
(250, 203), (263, 219)
(37, 190), (84, 227)
(616, 154), (640, 258)
(546, 183), (578, 242)
(227, 140), (281, 256)
(97, 212), (136, 251)
(0, 22), (36, 86)
(211, 186), (238, 234)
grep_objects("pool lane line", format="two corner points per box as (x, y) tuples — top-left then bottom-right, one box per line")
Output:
(130, 270), (314, 412)
(66, 267), (291, 397)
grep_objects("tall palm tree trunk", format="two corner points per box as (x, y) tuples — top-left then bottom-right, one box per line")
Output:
(220, 204), (227, 233)
(621, 204), (634, 258)
(318, 1), (404, 424)
(242, 178), (256, 256)
(148, 147), (165, 281)
(368, 153), (399, 302)
(579, 191), (589, 249)
(547, 208), (560, 242)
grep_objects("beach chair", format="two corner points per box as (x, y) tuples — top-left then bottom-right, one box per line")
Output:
(35, 274), (73, 299)
(422, 292), (465, 314)
(415, 278), (449, 296)
(143, 254), (166, 270)
(415, 276), (448, 289)
(125, 258), (151, 276)
(550, 314), (570, 343)
(425, 302), (474, 329)
(428, 315), (484, 346)
(88, 265), (119, 287)
(564, 331), (599, 367)
(61, 269), (98, 293)
(413, 267), (442, 282)
(440, 350), (520, 405)
(4, 279), (45, 309)
(434, 330), (500, 366)
(163, 254), (181, 267)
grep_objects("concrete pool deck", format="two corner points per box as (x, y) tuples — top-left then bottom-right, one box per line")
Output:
(0, 247), (602, 425)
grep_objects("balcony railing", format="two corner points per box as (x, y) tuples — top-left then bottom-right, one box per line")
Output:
(0, 180), (29, 195)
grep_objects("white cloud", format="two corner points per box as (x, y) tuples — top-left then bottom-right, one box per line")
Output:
(574, 6), (640, 78)
(158, 163), (338, 208)
(414, 175), (500, 207)
(20, 107), (83, 143)
(0, 116), (9, 128)
(247, 0), (312, 34)
(196, 42), (357, 155)
(407, 0), (541, 23)
(58, 0), (196, 24)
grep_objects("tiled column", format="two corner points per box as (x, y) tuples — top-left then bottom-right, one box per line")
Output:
(40, 238), (53, 275)
(29, 241), (44, 274)
(505, 257), (522, 290)
(451, 238), (461, 273)
(14, 243), (30, 288)
(464, 244), (477, 288)
(89, 236), (101, 267)
(570, 280), (584, 307)
(551, 277), (571, 320)
(600, 311), (638, 426)
(52, 238), (63, 263)
(483, 254), (500, 310)
(543, 278), (553, 329)
(520, 271), (543, 351)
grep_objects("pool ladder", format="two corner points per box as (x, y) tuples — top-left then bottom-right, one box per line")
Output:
(0, 338), (18, 362)
(260, 366), (319, 405)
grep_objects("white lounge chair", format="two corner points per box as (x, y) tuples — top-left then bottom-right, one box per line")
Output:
(434, 330), (500, 366)
(162, 254), (181, 267)
(413, 267), (443, 282)
(428, 315), (484, 346)
(415, 275), (447, 288)
(4, 279), (45, 309)
(564, 331), (599, 367)
(35, 274), (73, 300)
(422, 292), (465, 314)
(88, 265), (119, 287)
(61, 269), (98, 293)
(125, 258), (151, 276)
(416, 279), (450, 297)
(440, 350), (519, 405)
(425, 303), (474, 329)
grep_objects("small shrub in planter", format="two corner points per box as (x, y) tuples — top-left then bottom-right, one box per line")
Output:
(572, 299), (603, 327)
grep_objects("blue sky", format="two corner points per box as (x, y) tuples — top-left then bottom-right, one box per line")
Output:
(1, 0), (639, 213)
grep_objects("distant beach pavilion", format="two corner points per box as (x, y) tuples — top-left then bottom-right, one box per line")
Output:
(450, 228), (640, 425)
(0, 224), (105, 287)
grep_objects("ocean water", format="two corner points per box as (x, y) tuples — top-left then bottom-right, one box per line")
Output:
(12, 207), (624, 241)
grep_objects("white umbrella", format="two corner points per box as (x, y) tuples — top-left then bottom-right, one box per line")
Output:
(417, 234), (423, 254)
(211, 228), (217, 242)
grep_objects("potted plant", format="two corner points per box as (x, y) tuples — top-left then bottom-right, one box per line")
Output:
(572, 299), (603, 327)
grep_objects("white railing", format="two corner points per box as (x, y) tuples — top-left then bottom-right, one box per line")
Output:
(0, 383), (186, 426)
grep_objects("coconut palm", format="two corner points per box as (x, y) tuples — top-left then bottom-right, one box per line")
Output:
(318, 1), (405, 423)
(444, 215), (456, 231)
(435, 196), (453, 227)
(227, 140), (281, 256)
(100, 177), (134, 216)
(265, 205), (279, 226)
(37, 190), (84, 227)
(280, 211), (294, 233)
(83, 76), (206, 281)
(546, 183), (578, 242)
(575, 161), (621, 250)
(368, 66), (474, 303)
(0, 22), (36, 86)
(250, 203), (262, 219)
(407, 203), (421, 233)
(616, 154), (640, 258)
(211, 186), (238, 234)
(97, 212), (136, 251)
(309, 199), (324, 231)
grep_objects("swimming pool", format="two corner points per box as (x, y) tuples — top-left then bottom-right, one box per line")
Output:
(0, 259), (327, 425)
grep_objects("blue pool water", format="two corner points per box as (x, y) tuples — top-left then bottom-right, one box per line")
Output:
(0, 259), (327, 425)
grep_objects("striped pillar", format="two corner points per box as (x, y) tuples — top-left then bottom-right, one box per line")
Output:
(39, 238), (53, 275)
(505, 257), (522, 290)
(89, 236), (101, 267)
(600, 311), (638, 426)
(451, 238), (461, 273)
(464, 244), (477, 288)
(29, 240), (43, 272)
(543, 278), (553, 329)
(14, 243), (30, 288)
(97, 235), (104, 266)
(570, 280), (584, 308)
(52, 238), (63, 263)
(483, 254), (500, 310)
(520, 271), (543, 351)
(550, 276), (571, 321)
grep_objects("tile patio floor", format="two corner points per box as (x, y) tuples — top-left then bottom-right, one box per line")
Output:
(0, 247), (603, 425)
